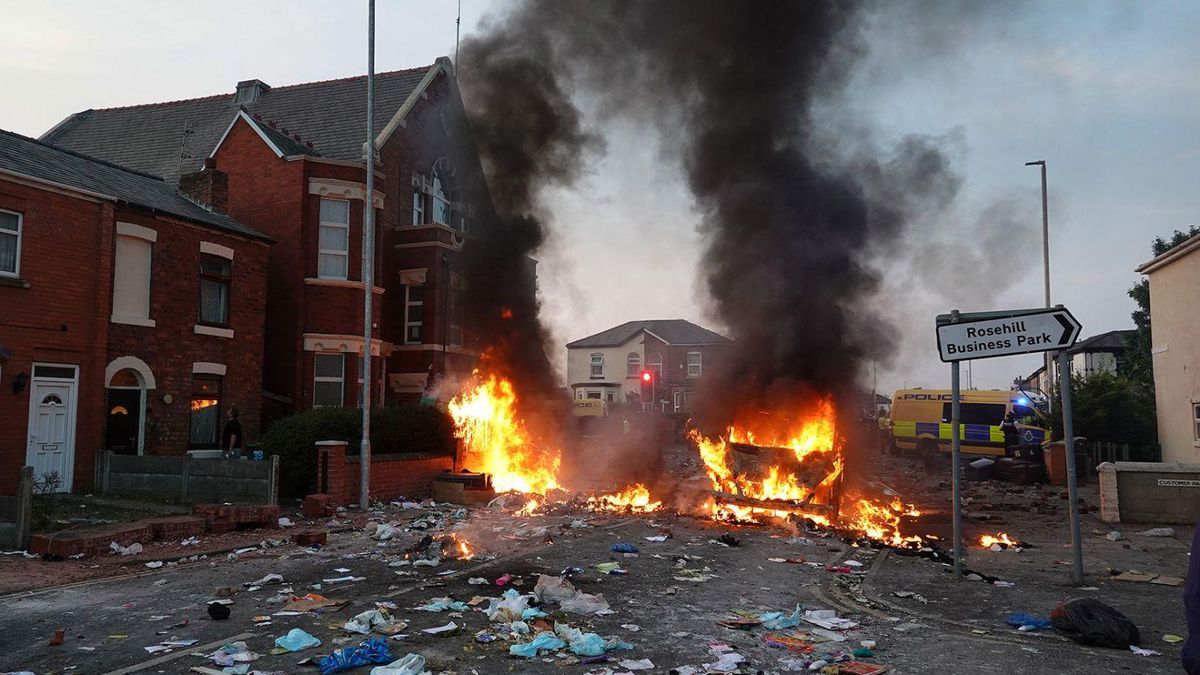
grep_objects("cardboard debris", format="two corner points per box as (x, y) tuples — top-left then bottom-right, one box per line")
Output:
(1112, 571), (1158, 583)
(282, 593), (349, 612)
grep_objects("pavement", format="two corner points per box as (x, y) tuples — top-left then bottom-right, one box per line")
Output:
(0, 449), (1192, 674)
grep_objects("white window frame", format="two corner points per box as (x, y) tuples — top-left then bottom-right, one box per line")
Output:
(673, 391), (682, 413)
(317, 198), (350, 280)
(431, 170), (452, 227)
(404, 284), (424, 345)
(687, 351), (702, 377)
(313, 353), (345, 408)
(590, 353), (604, 378)
(411, 190), (424, 226)
(627, 352), (641, 378)
(647, 353), (663, 379)
(1193, 401), (1200, 443)
(0, 208), (22, 278)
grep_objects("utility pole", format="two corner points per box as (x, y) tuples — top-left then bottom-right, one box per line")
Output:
(1026, 160), (1051, 411)
(359, 0), (375, 510)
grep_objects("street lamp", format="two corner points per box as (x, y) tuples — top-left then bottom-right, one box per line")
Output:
(1025, 160), (1051, 410)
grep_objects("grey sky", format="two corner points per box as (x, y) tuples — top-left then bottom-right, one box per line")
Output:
(3, 1), (1196, 397)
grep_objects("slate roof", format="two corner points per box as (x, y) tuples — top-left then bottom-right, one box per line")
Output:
(1067, 329), (1134, 354)
(0, 128), (271, 241)
(42, 65), (435, 184)
(567, 320), (730, 348)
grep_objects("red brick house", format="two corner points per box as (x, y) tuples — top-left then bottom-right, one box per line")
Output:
(566, 320), (730, 412)
(0, 129), (271, 493)
(43, 59), (491, 421)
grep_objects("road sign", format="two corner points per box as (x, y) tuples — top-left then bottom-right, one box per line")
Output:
(935, 306), (1081, 363)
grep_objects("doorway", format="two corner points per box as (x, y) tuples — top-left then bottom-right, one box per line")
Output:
(105, 389), (142, 454)
(26, 363), (79, 493)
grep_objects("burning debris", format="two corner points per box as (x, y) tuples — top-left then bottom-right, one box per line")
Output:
(583, 484), (662, 514)
(979, 532), (1026, 550)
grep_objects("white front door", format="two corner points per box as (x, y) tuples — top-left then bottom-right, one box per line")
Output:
(26, 365), (78, 493)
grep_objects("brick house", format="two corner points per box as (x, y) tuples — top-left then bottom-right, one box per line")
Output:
(0, 129), (270, 493)
(566, 320), (730, 412)
(43, 59), (493, 421)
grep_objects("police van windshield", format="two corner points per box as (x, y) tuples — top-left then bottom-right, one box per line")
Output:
(1012, 404), (1043, 426)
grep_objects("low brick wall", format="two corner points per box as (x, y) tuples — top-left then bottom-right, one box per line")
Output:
(97, 451), (278, 505)
(1098, 461), (1200, 524)
(316, 441), (453, 506)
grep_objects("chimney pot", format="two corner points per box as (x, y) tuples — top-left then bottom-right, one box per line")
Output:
(233, 79), (271, 104)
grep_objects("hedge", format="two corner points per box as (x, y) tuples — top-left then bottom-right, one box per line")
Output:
(261, 405), (456, 499)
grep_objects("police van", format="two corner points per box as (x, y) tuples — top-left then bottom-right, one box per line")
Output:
(888, 388), (1049, 457)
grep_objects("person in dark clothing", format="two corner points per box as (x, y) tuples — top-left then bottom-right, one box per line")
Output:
(999, 411), (1020, 457)
(1183, 523), (1200, 673)
(221, 407), (242, 459)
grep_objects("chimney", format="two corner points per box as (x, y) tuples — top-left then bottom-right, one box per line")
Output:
(179, 158), (229, 213)
(233, 79), (271, 104)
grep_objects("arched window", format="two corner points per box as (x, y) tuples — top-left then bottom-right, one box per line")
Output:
(431, 165), (452, 227)
(109, 368), (142, 388)
(627, 352), (641, 377)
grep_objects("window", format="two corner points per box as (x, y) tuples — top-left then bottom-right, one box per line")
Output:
(647, 353), (663, 379)
(113, 235), (152, 323)
(940, 403), (1007, 425)
(606, 392), (615, 402)
(199, 254), (231, 326)
(687, 351), (702, 377)
(318, 198), (350, 279)
(404, 284), (424, 344)
(189, 375), (221, 447)
(448, 272), (463, 346)
(590, 353), (604, 378)
(411, 190), (425, 225)
(0, 209), (20, 277)
(431, 171), (452, 226)
(587, 392), (602, 400)
(1193, 403), (1200, 442)
(627, 352), (641, 378)
(313, 353), (345, 407)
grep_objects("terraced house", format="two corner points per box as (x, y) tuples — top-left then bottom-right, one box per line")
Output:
(42, 58), (493, 425)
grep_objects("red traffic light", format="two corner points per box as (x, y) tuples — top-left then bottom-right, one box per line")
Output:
(641, 370), (652, 382)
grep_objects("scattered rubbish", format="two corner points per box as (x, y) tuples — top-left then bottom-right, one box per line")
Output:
(510, 632), (567, 658)
(323, 575), (367, 583)
(767, 558), (806, 564)
(644, 535), (669, 542)
(808, 660), (828, 671)
(718, 617), (763, 630)
(717, 534), (740, 547)
(48, 629), (64, 646)
(282, 593), (348, 613)
(838, 663), (889, 674)
(611, 543), (640, 554)
(275, 628), (322, 652)
(852, 648), (875, 658)
(110, 541), (143, 556)
(1163, 634), (1184, 644)
(207, 641), (260, 668)
(621, 624), (641, 632)
(760, 605), (803, 630)
(596, 562), (626, 575)
(803, 609), (858, 630)
(495, 574), (514, 585)
(1104, 531), (1124, 542)
(1112, 570), (1181, 585)
(1130, 645), (1160, 657)
(763, 633), (814, 652)
(421, 621), (458, 635)
(556, 622), (634, 656)
(486, 588), (533, 622)
(207, 602), (231, 621)
(244, 573), (284, 588)
(1051, 598), (1141, 649)
(892, 591), (928, 604)
(618, 658), (655, 671)
(278, 517), (294, 528)
(144, 561), (163, 569)
(415, 597), (468, 612)
(844, 560), (864, 567)
(861, 640), (877, 649)
(370, 653), (426, 675)
(534, 574), (612, 615)
(468, 577), (488, 585)
(371, 523), (399, 541)
(344, 610), (396, 634)
(1137, 527), (1175, 538)
(318, 637), (392, 675)
(1006, 613), (1051, 630)
(1151, 576), (1185, 587)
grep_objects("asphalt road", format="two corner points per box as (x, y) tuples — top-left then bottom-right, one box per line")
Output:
(0, 497), (1182, 674)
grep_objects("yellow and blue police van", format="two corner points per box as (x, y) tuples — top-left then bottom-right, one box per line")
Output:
(888, 388), (1049, 457)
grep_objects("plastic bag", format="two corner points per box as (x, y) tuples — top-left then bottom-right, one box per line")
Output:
(509, 631), (567, 657)
(486, 589), (532, 622)
(274, 628), (321, 652)
(1050, 598), (1140, 648)
(319, 637), (393, 675)
(370, 653), (426, 675)
(415, 597), (468, 612)
(760, 605), (802, 630)
(1006, 612), (1051, 630)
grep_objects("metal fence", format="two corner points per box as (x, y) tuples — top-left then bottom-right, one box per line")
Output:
(95, 451), (278, 505)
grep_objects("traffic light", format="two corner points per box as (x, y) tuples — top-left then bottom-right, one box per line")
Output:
(639, 369), (655, 402)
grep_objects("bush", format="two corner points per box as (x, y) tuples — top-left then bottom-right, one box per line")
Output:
(261, 405), (456, 499)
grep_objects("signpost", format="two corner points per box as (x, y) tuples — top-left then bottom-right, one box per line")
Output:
(935, 305), (1083, 582)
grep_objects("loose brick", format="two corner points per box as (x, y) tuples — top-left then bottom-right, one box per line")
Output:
(294, 530), (328, 547)
(145, 516), (207, 540)
(302, 494), (333, 518)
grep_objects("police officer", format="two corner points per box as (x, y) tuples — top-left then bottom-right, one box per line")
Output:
(999, 411), (1020, 457)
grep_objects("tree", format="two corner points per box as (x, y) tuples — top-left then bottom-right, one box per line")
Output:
(1120, 225), (1200, 389)
(1050, 373), (1157, 449)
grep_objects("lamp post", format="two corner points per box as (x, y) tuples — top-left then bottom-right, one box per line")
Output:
(359, 0), (376, 510)
(1026, 160), (1051, 410)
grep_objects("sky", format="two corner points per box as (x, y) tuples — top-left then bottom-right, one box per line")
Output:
(2, 0), (1197, 397)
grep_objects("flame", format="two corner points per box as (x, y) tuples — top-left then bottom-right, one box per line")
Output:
(586, 484), (663, 513)
(191, 398), (218, 412)
(515, 498), (541, 516)
(980, 532), (1019, 548)
(444, 533), (476, 559)
(448, 373), (561, 494)
(841, 497), (925, 549)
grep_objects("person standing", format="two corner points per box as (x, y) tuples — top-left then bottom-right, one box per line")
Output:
(1183, 523), (1200, 674)
(999, 411), (1020, 458)
(221, 407), (243, 459)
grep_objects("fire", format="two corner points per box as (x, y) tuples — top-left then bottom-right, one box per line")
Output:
(980, 532), (1019, 548)
(841, 497), (925, 549)
(444, 533), (475, 559)
(515, 498), (541, 516)
(585, 484), (663, 514)
(448, 373), (562, 494)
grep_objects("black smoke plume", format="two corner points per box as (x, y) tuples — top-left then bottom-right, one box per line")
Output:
(457, 1), (967, 426)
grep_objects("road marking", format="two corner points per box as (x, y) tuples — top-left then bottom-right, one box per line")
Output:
(100, 632), (255, 675)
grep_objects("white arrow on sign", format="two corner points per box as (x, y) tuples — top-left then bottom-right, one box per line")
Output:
(936, 307), (1082, 362)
